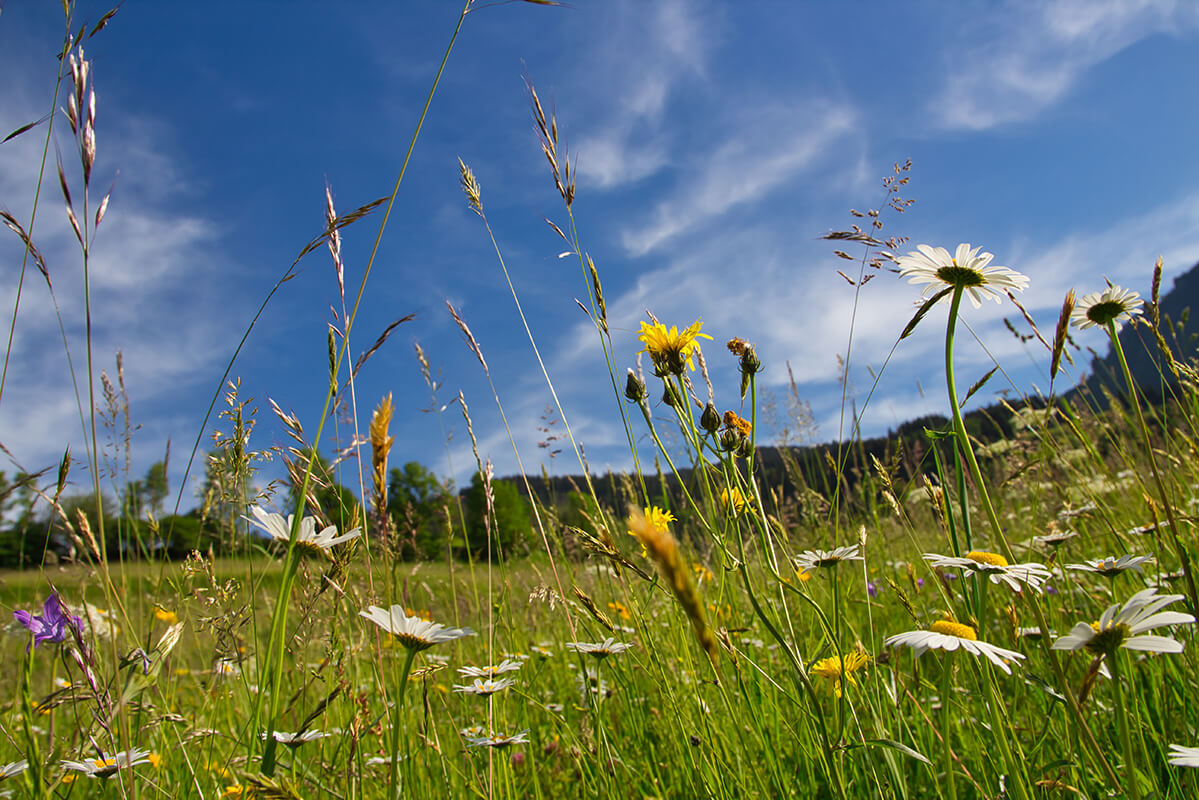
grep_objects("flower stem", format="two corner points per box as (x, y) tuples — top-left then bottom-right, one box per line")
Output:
(941, 285), (1121, 788)
(1107, 321), (1199, 618)
(940, 658), (956, 800)
(1110, 655), (1143, 800)
(387, 647), (418, 799)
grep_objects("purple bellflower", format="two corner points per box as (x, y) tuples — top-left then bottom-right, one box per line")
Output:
(13, 591), (82, 649)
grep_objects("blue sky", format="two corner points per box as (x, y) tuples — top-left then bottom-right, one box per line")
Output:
(3, 0), (1199, 510)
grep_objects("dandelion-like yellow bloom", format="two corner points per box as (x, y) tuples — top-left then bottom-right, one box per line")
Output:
(720, 486), (747, 513)
(722, 411), (752, 437)
(810, 651), (870, 697)
(153, 608), (178, 625)
(637, 318), (712, 376)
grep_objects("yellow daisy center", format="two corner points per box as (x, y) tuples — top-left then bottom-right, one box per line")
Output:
(966, 550), (1009, 567)
(930, 620), (978, 640)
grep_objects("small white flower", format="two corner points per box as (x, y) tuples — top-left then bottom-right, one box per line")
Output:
(0, 761), (27, 780)
(1072, 285), (1143, 331)
(246, 506), (361, 556)
(453, 677), (517, 696)
(1053, 587), (1195, 656)
(566, 638), (633, 659)
(61, 748), (152, 778)
(1033, 530), (1078, 548)
(261, 730), (328, 746)
(465, 730), (530, 749)
(885, 620), (1025, 675)
(896, 243), (1029, 309)
(1066, 554), (1154, 577)
(793, 545), (863, 571)
(457, 659), (523, 678)
(924, 551), (1051, 593)
(360, 605), (475, 652)
(1168, 744), (1199, 768)
(213, 659), (240, 677)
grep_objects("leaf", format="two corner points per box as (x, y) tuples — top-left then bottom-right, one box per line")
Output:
(3, 114), (50, 143)
(860, 738), (931, 765)
(901, 287), (953, 340)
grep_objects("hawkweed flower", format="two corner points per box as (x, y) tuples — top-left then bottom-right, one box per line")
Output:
(924, 551), (1052, 593)
(1071, 285), (1142, 331)
(896, 243), (1029, 308)
(61, 748), (153, 778)
(793, 545), (863, 571)
(885, 620), (1025, 674)
(637, 318), (712, 376)
(359, 606), (476, 652)
(247, 506), (360, 557)
(13, 592), (82, 649)
(453, 677), (517, 696)
(810, 651), (870, 697)
(457, 659), (523, 678)
(720, 486), (747, 513)
(1168, 744), (1199, 768)
(1066, 554), (1153, 577)
(1052, 587), (1194, 656)
(566, 638), (633, 659)
(153, 607), (179, 625)
(466, 730), (530, 749)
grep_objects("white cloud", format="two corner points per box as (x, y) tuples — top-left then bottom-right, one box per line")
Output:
(932, 0), (1199, 130)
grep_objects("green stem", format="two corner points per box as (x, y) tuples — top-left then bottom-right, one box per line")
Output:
(1110, 655), (1143, 800)
(940, 658), (956, 800)
(941, 285), (1121, 788)
(1108, 321), (1199, 618)
(259, 553), (301, 775)
(388, 647), (418, 799)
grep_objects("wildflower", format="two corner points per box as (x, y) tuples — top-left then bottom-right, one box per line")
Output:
(213, 659), (240, 677)
(885, 620), (1026, 674)
(531, 644), (554, 659)
(1168, 744), (1199, 768)
(720, 486), (747, 513)
(453, 677), (517, 696)
(722, 410), (752, 438)
(692, 563), (715, 584)
(628, 505), (674, 556)
(153, 607), (178, 625)
(793, 545), (863, 571)
(1071, 285), (1142, 331)
(867, 581), (879, 598)
(465, 730), (530, 749)
(1066, 554), (1153, 577)
(13, 592), (82, 649)
(810, 651), (870, 697)
(457, 659), (523, 678)
(61, 748), (153, 778)
(924, 551), (1051, 593)
(566, 638), (633, 659)
(1034, 529), (1078, 548)
(637, 318), (713, 376)
(246, 505), (361, 557)
(262, 730), (328, 746)
(1052, 587), (1194, 656)
(360, 606), (475, 652)
(0, 761), (27, 780)
(896, 243), (1029, 308)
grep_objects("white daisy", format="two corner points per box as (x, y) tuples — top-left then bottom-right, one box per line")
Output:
(457, 658), (523, 678)
(261, 730), (328, 746)
(453, 677), (517, 696)
(1072, 285), (1143, 331)
(884, 620), (1026, 675)
(1066, 554), (1154, 577)
(793, 545), (864, 571)
(565, 638), (633, 659)
(0, 761), (27, 780)
(61, 748), (152, 778)
(896, 243), (1029, 309)
(359, 605), (475, 652)
(1033, 530), (1078, 549)
(924, 551), (1051, 593)
(1168, 744), (1199, 768)
(1052, 587), (1195, 656)
(465, 730), (530, 749)
(246, 506), (361, 556)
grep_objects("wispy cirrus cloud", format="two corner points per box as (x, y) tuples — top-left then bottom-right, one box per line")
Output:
(931, 0), (1199, 131)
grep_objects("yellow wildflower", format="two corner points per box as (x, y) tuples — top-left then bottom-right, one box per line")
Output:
(637, 318), (712, 376)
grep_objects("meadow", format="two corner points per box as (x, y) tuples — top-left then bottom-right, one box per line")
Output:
(3, 2), (1199, 798)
